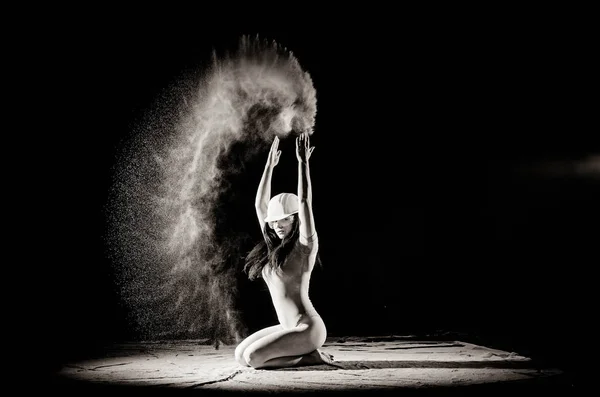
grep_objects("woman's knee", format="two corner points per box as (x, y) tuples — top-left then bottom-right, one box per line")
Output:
(244, 344), (278, 369)
(242, 346), (262, 368)
(234, 344), (250, 367)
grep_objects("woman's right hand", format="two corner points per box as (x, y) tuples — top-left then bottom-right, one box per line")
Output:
(267, 136), (281, 168)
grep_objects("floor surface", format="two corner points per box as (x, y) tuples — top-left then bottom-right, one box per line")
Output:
(48, 335), (573, 395)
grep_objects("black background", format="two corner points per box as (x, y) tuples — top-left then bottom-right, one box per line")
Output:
(25, 8), (595, 384)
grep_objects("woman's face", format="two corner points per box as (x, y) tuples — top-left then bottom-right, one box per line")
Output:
(268, 215), (295, 239)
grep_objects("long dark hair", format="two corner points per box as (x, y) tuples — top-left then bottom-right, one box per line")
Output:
(244, 215), (314, 280)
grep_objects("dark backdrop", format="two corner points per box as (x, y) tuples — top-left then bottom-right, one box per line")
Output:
(29, 11), (594, 382)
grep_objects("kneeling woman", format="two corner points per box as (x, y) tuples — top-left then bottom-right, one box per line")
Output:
(235, 133), (332, 369)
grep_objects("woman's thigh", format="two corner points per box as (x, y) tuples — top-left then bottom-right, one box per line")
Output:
(244, 315), (326, 365)
(234, 324), (283, 365)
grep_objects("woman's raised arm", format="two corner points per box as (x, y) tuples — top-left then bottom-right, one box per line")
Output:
(296, 132), (317, 245)
(255, 136), (281, 232)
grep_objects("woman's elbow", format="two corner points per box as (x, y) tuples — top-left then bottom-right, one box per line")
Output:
(299, 197), (312, 206)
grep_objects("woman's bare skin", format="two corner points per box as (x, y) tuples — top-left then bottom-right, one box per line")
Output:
(235, 133), (333, 369)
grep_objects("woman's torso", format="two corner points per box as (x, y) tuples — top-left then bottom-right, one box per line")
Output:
(262, 239), (319, 329)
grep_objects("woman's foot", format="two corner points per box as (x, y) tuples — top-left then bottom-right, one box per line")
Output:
(317, 350), (335, 365)
(297, 349), (335, 366)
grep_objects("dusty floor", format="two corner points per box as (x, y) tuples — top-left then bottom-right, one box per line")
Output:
(49, 335), (571, 395)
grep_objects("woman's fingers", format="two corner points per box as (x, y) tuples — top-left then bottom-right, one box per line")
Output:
(270, 138), (280, 156)
(294, 133), (316, 159)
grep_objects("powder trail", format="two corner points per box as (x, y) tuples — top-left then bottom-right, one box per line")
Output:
(107, 35), (317, 344)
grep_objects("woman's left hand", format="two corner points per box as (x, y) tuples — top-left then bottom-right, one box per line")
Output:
(296, 132), (315, 163)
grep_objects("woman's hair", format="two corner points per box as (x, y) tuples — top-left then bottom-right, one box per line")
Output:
(244, 215), (320, 280)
